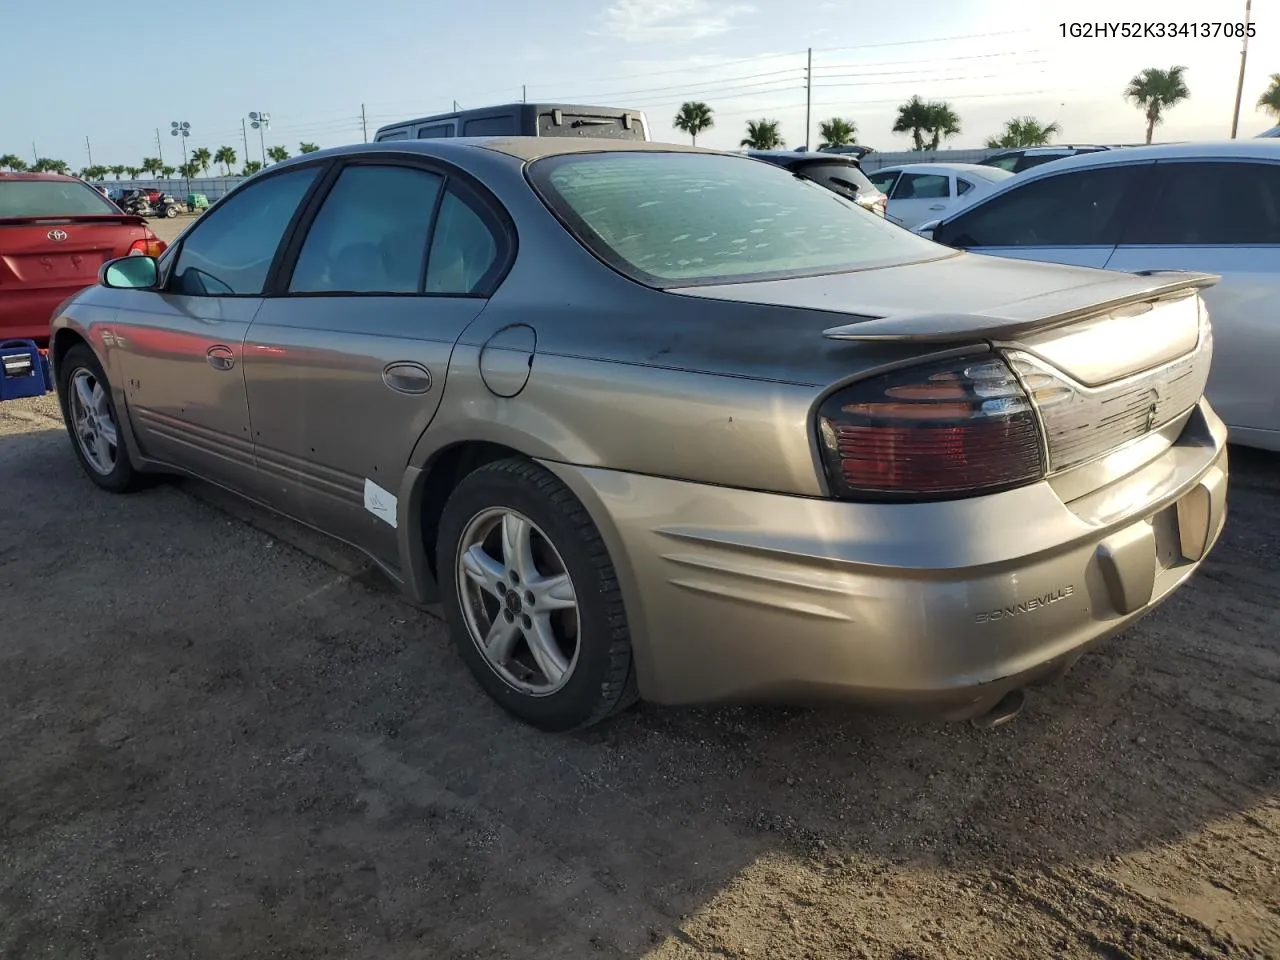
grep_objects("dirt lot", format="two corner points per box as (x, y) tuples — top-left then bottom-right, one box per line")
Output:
(2, 389), (1278, 960)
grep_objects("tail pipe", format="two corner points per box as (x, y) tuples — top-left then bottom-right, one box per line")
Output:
(970, 688), (1025, 729)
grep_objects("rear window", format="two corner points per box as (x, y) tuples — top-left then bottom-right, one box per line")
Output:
(536, 112), (644, 140)
(0, 179), (117, 217)
(530, 152), (940, 286)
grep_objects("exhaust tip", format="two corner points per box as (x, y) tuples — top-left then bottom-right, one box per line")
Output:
(970, 689), (1025, 730)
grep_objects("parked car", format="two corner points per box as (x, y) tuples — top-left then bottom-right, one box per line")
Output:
(0, 172), (166, 346)
(915, 139), (1280, 453)
(49, 139), (1227, 731)
(980, 145), (1112, 173)
(866, 163), (1014, 229)
(745, 149), (887, 216)
(374, 103), (649, 142)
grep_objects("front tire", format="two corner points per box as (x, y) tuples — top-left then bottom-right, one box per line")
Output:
(57, 344), (145, 493)
(437, 458), (637, 730)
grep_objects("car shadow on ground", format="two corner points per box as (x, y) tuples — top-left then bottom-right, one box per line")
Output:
(2, 417), (1278, 958)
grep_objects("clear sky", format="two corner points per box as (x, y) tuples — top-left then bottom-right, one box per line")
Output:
(1, 0), (1273, 170)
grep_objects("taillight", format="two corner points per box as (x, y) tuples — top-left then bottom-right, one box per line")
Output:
(128, 237), (167, 257)
(816, 354), (1045, 500)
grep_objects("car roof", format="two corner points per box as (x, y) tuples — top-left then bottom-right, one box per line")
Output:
(1007, 138), (1280, 179)
(0, 172), (79, 182)
(873, 162), (1005, 177)
(270, 137), (722, 169)
(377, 103), (646, 129)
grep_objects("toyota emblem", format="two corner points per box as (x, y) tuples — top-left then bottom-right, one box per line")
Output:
(47, 229), (68, 242)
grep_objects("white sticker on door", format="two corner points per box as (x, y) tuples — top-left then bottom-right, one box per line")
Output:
(363, 478), (398, 528)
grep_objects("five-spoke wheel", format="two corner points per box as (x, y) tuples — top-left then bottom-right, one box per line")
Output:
(57, 343), (145, 493)
(438, 458), (636, 730)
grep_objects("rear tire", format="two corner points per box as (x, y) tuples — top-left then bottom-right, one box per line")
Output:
(437, 458), (637, 731)
(57, 344), (146, 494)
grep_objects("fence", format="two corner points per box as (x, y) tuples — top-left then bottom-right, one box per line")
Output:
(857, 148), (996, 171)
(91, 175), (247, 203)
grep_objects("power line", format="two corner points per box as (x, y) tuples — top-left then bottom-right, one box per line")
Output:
(812, 28), (1034, 54)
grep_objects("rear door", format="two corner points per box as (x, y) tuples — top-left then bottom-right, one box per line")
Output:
(1105, 158), (1280, 438)
(884, 171), (952, 228)
(932, 162), (1152, 268)
(243, 159), (508, 567)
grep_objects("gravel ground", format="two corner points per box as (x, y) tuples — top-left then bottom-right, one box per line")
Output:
(2, 389), (1278, 960)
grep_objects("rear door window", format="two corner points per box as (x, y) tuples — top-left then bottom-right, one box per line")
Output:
(289, 165), (443, 294)
(892, 173), (949, 200)
(425, 190), (502, 294)
(376, 131), (409, 142)
(1120, 161), (1280, 245)
(934, 164), (1146, 248)
(417, 124), (455, 139)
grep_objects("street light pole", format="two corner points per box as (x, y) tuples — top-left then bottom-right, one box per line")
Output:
(1230, 0), (1253, 138)
(249, 112), (270, 165)
(171, 120), (191, 193)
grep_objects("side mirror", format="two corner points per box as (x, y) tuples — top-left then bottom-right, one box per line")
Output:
(914, 219), (942, 241)
(101, 255), (159, 290)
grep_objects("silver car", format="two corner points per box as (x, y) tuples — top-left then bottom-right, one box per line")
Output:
(50, 139), (1229, 731)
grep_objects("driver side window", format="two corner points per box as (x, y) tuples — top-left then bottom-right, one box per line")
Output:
(171, 167), (320, 296)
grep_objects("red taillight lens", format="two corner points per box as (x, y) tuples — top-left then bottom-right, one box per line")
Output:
(816, 355), (1045, 500)
(128, 237), (167, 258)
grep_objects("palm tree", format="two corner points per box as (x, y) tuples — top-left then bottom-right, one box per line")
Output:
(298, 142), (320, 154)
(141, 157), (163, 178)
(243, 160), (264, 175)
(162, 165), (176, 179)
(893, 96), (932, 150)
(191, 147), (212, 176)
(125, 166), (142, 180)
(109, 164), (126, 179)
(1257, 73), (1280, 122)
(818, 117), (857, 149)
(85, 165), (108, 181)
(1124, 66), (1190, 144)
(0, 153), (26, 172)
(892, 96), (961, 151)
(740, 119), (784, 150)
(32, 158), (69, 174)
(266, 145), (290, 164)
(179, 160), (202, 180)
(984, 116), (1062, 149)
(214, 146), (237, 176)
(673, 101), (714, 145)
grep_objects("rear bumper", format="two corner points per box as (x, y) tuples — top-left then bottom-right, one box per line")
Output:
(542, 399), (1229, 719)
(0, 287), (83, 346)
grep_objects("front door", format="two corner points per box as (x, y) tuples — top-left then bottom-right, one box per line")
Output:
(113, 165), (322, 494)
(243, 161), (507, 568)
(886, 171), (953, 228)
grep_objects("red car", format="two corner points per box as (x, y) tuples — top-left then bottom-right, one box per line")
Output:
(0, 173), (166, 346)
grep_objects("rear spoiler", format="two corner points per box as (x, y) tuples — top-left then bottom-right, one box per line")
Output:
(0, 214), (147, 227)
(821, 270), (1219, 343)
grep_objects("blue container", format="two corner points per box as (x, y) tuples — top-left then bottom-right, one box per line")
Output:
(0, 339), (53, 401)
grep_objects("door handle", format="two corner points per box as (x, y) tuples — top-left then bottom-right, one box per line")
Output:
(206, 345), (235, 371)
(382, 361), (433, 395)
(929, 204), (946, 210)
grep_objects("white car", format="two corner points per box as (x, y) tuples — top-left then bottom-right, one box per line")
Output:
(914, 139), (1280, 452)
(865, 163), (1014, 229)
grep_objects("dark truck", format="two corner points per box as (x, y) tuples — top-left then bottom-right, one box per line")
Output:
(374, 103), (650, 142)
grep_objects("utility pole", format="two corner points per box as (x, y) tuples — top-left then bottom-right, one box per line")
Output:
(31, 141), (38, 163)
(522, 85), (527, 103)
(361, 103), (369, 142)
(804, 48), (813, 152)
(241, 118), (250, 169)
(155, 128), (165, 167)
(85, 136), (93, 167)
(1230, 0), (1253, 138)
(453, 100), (460, 111)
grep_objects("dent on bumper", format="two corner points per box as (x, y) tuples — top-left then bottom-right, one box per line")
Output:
(542, 400), (1229, 717)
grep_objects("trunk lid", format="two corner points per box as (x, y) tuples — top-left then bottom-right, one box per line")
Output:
(0, 215), (149, 294)
(673, 251), (1218, 485)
